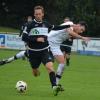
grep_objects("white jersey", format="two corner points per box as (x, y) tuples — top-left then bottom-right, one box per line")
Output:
(48, 21), (73, 46)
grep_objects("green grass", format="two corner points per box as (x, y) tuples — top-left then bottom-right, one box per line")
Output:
(0, 26), (19, 33)
(0, 49), (100, 100)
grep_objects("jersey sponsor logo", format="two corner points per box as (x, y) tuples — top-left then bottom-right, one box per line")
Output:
(29, 27), (48, 36)
(32, 29), (39, 35)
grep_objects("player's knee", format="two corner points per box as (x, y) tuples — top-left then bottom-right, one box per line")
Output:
(45, 62), (54, 72)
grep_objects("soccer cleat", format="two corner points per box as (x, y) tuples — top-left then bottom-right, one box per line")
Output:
(0, 60), (7, 65)
(53, 85), (60, 96)
(57, 84), (64, 91)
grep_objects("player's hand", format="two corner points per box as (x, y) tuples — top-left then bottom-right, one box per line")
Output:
(82, 37), (90, 42)
(37, 37), (45, 42)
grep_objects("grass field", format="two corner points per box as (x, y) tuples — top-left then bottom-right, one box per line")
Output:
(0, 49), (100, 100)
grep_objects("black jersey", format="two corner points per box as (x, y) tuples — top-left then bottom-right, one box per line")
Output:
(22, 19), (70, 50)
(62, 37), (73, 46)
(22, 19), (53, 50)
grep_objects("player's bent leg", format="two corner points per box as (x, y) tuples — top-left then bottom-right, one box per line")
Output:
(45, 62), (57, 87)
(32, 68), (40, 77)
(45, 62), (54, 73)
(55, 55), (65, 64)
(54, 55), (65, 91)
(55, 55), (65, 83)
(56, 63), (65, 91)
(66, 58), (70, 66)
(45, 62), (60, 96)
(66, 54), (70, 66)
(0, 60), (7, 65)
(15, 51), (26, 59)
(0, 55), (16, 66)
(0, 51), (26, 66)
(0, 56), (15, 66)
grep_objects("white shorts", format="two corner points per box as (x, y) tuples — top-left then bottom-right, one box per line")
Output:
(50, 45), (63, 56)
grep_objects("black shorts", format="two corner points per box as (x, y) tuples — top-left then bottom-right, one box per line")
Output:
(28, 49), (54, 69)
(60, 45), (71, 54)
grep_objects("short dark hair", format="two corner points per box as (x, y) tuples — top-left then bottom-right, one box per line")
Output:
(78, 21), (88, 31)
(34, 5), (44, 13)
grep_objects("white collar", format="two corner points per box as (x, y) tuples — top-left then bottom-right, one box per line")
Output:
(34, 19), (43, 24)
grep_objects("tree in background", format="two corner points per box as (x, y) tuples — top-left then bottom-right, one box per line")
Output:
(0, 0), (99, 37)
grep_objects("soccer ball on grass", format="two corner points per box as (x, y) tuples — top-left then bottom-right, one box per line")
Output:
(15, 81), (27, 93)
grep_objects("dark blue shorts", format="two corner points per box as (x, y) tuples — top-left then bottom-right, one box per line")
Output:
(60, 46), (71, 54)
(28, 49), (54, 69)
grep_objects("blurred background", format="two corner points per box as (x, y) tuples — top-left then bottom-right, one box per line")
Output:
(0, 0), (100, 37)
(0, 1), (100, 100)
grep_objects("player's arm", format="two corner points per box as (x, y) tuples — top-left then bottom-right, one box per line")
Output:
(67, 28), (90, 41)
(19, 22), (27, 37)
(22, 25), (37, 43)
(46, 21), (70, 31)
(22, 26), (30, 42)
(52, 25), (70, 30)
(19, 25), (24, 37)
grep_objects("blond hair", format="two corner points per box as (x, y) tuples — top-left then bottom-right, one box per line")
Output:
(34, 5), (44, 13)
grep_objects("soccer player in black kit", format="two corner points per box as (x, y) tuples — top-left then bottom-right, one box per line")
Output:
(60, 37), (73, 66)
(22, 5), (69, 96)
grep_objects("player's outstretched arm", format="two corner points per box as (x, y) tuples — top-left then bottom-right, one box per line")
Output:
(67, 28), (90, 41)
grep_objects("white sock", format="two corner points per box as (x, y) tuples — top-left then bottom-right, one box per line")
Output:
(56, 63), (65, 84)
(16, 51), (25, 59)
(56, 77), (60, 85)
(7, 56), (15, 63)
(6, 51), (25, 63)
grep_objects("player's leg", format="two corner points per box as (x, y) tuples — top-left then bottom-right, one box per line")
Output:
(0, 59), (8, 65)
(65, 47), (71, 66)
(15, 51), (26, 59)
(45, 62), (57, 85)
(50, 46), (65, 91)
(61, 46), (71, 66)
(66, 53), (70, 66)
(28, 50), (41, 77)
(51, 46), (65, 84)
(42, 50), (60, 96)
(0, 50), (26, 66)
(45, 62), (61, 96)
(32, 68), (40, 77)
(0, 55), (16, 65)
(55, 55), (65, 84)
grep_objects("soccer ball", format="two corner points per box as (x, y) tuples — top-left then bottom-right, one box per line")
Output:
(15, 81), (27, 92)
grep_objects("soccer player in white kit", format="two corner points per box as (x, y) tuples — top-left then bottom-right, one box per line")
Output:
(48, 21), (89, 88)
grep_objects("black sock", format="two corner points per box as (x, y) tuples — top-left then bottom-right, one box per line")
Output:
(14, 56), (18, 60)
(49, 72), (57, 87)
(56, 74), (62, 79)
(66, 58), (70, 66)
